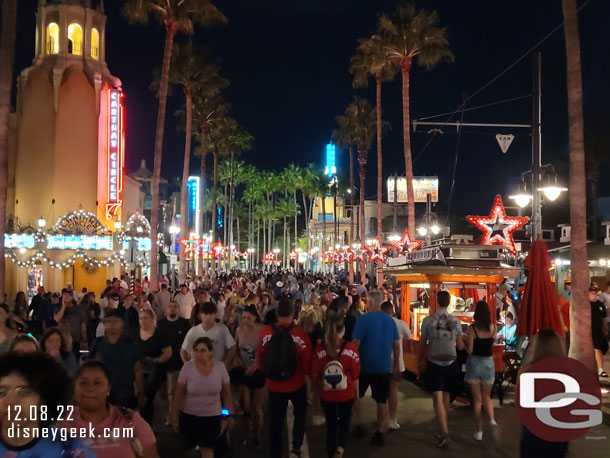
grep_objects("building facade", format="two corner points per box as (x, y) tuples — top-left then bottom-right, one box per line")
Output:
(4, 0), (146, 299)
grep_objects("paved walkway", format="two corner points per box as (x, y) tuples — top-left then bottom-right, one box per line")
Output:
(153, 375), (610, 458)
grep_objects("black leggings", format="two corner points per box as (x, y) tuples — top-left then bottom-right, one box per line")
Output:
(321, 399), (354, 458)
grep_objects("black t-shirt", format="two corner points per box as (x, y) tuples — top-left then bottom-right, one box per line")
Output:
(138, 328), (170, 359)
(157, 317), (191, 371)
(90, 334), (143, 408)
(591, 300), (607, 340)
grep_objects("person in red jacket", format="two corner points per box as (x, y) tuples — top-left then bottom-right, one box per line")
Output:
(312, 316), (360, 458)
(256, 298), (312, 458)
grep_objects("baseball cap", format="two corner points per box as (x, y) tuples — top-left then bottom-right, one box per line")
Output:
(589, 283), (600, 292)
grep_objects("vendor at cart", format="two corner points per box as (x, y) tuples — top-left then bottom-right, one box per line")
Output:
(497, 312), (517, 351)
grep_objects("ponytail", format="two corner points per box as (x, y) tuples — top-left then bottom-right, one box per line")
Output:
(324, 316), (345, 360)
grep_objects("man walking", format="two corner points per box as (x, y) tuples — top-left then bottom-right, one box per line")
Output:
(256, 298), (312, 458)
(381, 301), (411, 430)
(180, 302), (236, 366)
(418, 290), (464, 448)
(175, 283), (196, 320)
(53, 288), (87, 356)
(153, 283), (172, 319)
(157, 300), (191, 426)
(351, 291), (400, 446)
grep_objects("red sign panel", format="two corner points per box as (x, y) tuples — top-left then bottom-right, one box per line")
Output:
(105, 89), (124, 221)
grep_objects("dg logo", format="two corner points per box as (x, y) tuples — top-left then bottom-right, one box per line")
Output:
(516, 356), (602, 442)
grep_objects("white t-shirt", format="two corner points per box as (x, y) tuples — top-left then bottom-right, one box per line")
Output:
(391, 317), (412, 373)
(181, 323), (235, 362)
(599, 291), (610, 317)
(175, 292), (196, 320)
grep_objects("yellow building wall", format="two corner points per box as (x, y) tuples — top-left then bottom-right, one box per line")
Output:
(73, 258), (107, 296)
(54, 67), (98, 219)
(14, 66), (56, 228)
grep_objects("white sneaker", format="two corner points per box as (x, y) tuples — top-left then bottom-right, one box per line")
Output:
(490, 420), (498, 427)
(388, 419), (401, 430)
(473, 431), (483, 441)
(312, 415), (326, 426)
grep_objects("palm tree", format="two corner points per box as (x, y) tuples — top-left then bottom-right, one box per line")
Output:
(333, 118), (358, 244)
(351, 34), (397, 239)
(562, 0), (595, 371)
(284, 164), (302, 252)
(378, 2), (453, 235)
(123, 0), (227, 287)
(168, 43), (227, 282)
(0, 0), (17, 295)
(192, 94), (228, 233)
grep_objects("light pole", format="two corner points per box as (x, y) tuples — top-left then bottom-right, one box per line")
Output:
(509, 53), (567, 239)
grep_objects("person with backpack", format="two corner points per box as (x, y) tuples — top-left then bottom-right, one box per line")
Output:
(311, 316), (360, 458)
(418, 290), (465, 449)
(256, 298), (312, 458)
(351, 290), (400, 446)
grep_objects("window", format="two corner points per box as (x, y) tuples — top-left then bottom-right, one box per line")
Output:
(67, 23), (83, 55)
(46, 23), (59, 54)
(91, 28), (99, 60)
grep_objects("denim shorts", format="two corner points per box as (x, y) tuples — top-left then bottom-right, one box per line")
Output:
(464, 355), (495, 385)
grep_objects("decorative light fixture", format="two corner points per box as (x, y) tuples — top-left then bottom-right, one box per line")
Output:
(509, 180), (533, 208)
(430, 225), (441, 235)
(113, 220), (122, 231)
(37, 217), (46, 228)
(467, 195), (530, 255)
(538, 173), (567, 201)
(417, 227), (428, 237)
(272, 248), (280, 254)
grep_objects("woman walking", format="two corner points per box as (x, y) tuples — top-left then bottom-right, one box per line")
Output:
(172, 337), (235, 458)
(464, 301), (497, 440)
(40, 327), (78, 376)
(311, 316), (360, 458)
(230, 305), (265, 449)
(138, 309), (172, 424)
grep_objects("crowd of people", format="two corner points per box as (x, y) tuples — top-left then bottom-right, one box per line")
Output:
(0, 269), (607, 458)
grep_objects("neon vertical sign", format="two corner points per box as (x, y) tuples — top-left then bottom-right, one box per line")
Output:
(187, 176), (200, 236)
(324, 143), (336, 176)
(105, 88), (125, 221)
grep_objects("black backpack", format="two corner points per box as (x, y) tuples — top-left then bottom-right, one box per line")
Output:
(264, 324), (297, 381)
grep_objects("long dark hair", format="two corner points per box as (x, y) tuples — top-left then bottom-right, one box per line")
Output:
(473, 301), (492, 331)
(324, 315), (346, 360)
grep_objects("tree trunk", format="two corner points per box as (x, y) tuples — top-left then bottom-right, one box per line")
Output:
(294, 190), (298, 251)
(302, 193), (310, 251)
(321, 195), (327, 257)
(223, 183), (227, 244)
(358, 148), (367, 283)
(149, 23), (177, 289)
(349, 146), (355, 244)
(178, 86), (193, 284)
(401, 59), (416, 235)
(376, 74), (383, 239)
(562, 0), (595, 371)
(0, 0), (17, 296)
(212, 150), (219, 272)
(198, 124), (207, 273)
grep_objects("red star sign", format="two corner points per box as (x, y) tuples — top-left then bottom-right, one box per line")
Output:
(392, 228), (424, 253)
(342, 248), (354, 263)
(466, 195), (529, 255)
(211, 240), (226, 259)
(178, 231), (201, 258)
(365, 238), (390, 264)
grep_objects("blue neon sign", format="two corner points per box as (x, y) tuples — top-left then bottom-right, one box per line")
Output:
(324, 143), (336, 176)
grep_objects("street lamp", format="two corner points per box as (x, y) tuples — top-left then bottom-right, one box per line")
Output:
(538, 173), (568, 201)
(387, 234), (400, 243)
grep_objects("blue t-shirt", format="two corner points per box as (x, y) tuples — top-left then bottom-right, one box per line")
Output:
(352, 311), (399, 374)
(0, 436), (94, 457)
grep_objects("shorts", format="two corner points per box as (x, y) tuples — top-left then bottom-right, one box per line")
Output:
(229, 366), (266, 389)
(358, 372), (391, 404)
(166, 371), (179, 395)
(425, 360), (458, 394)
(179, 412), (222, 449)
(464, 355), (495, 385)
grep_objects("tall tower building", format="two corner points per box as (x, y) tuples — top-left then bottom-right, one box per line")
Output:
(10, 0), (123, 227)
(6, 1), (143, 296)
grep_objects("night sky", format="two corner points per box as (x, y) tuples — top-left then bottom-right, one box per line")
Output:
(11, 0), (610, 223)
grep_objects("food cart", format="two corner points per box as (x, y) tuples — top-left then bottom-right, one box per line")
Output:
(384, 244), (521, 376)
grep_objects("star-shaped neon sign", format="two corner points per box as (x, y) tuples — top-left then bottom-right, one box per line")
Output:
(466, 195), (529, 255)
(365, 238), (390, 264)
(392, 228), (424, 253)
(178, 231), (202, 258)
(351, 245), (367, 263)
(211, 240), (226, 259)
(342, 248), (354, 263)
